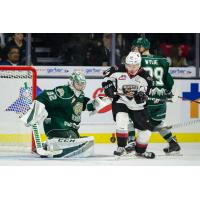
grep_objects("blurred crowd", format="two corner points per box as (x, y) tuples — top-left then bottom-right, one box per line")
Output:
(0, 33), (28, 65)
(0, 33), (197, 67)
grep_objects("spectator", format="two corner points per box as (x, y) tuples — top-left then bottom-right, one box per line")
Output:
(116, 34), (129, 65)
(168, 45), (188, 67)
(0, 33), (6, 61)
(0, 46), (20, 66)
(89, 33), (112, 66)
(0, 33), (6, 49)
(101, 33), (112, 66)
(6, 33), (26, 64)
(59, 34), (87, 66)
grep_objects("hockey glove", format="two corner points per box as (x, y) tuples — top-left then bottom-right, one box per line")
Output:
(165, 90), (173, 100)
(134, 91), (147, 104)
(102, 80), (116, 98)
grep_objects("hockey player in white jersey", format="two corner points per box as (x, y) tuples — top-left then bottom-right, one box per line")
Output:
(102, 52), (155, 158)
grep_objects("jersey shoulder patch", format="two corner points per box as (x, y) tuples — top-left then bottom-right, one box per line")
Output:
(55, 85), (73, 98)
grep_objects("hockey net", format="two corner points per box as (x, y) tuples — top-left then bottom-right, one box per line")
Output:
(0, 66), (36, 153)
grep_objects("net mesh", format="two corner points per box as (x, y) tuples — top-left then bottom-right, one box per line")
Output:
(0, 67), (36, 153)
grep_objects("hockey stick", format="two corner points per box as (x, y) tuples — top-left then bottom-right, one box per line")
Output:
(160, 119), (200, 130)
(31, 124), (53, 157)
(177, 96), (200, 104)
(20, 82), (54, 157)
(115, 92), (172, 103)
(111, 118), (200, 143)
(115, 92), (200, 104)
(109, 92), (200, 142)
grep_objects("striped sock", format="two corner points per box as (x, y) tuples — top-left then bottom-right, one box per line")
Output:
(135, 141), (148, 154)
(159, 129), (173, 142)
(116, 132), (128, 147)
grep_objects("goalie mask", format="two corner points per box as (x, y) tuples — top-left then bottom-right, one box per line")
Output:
(69, 71), (86, 92)
(125, 52), (141, 75)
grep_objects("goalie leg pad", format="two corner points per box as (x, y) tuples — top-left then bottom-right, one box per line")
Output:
(46, 136), (94, 158)
(45, 127), (80, 139)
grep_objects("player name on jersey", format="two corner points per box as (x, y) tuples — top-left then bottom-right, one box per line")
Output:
(144, 59), (159, 65)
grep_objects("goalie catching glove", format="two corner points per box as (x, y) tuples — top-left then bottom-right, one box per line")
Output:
(93, 97), (112, 112)
(20, 100), (48, 126)
(89, 96), (112, 115)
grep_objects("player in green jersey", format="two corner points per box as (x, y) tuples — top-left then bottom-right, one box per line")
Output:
(35, 71), (94, 139)
(21, 70), (105, 158)
(126, 37), (181, 154)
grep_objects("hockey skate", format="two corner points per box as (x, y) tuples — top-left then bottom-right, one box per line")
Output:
(125, 140), (136, 153)
(136, 151), (155, 159)
(163, 136), (181, 154)
(114, 147), (126, 156)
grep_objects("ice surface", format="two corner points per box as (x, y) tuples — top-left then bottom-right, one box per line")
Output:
(0, 143), (200, 166)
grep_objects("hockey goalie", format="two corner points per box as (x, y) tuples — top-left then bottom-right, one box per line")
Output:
(21, 70), (107, 158)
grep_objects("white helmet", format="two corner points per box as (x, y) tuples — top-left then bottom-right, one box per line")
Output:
(125, 52), (141, 66)
(69, 70), (86, 92)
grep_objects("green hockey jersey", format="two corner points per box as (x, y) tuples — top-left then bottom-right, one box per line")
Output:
(36, 85), (95, 124)
(36, 85), (94, 138)
(141, 55), (174, 105)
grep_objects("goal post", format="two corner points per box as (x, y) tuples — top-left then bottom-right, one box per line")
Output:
(0, 66), (37, 153)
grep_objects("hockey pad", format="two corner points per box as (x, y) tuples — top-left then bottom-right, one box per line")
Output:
(136, 130), (151, 145)
(116, 112), (129, 131)
(46, 136), (94, 158)
(21, 100), (48, 127)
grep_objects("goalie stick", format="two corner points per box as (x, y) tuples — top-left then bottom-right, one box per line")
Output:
(20, 82), (55, 157)
(32, 124), (54, 157)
